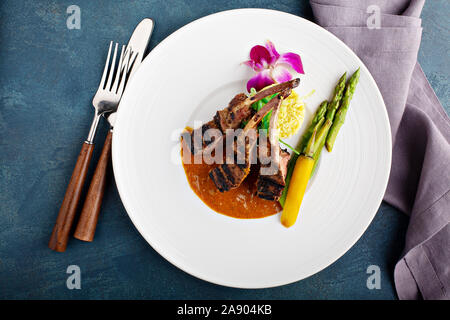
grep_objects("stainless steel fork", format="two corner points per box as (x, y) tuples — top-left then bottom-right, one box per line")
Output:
(49, 42), (135, 252)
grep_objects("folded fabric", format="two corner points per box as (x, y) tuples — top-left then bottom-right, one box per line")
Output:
(310, 0), (450, 300)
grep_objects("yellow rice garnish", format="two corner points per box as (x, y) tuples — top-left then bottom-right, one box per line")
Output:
(277, 90), (305, 138)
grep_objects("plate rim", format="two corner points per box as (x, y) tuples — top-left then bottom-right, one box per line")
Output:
(112, 8), (392, 289)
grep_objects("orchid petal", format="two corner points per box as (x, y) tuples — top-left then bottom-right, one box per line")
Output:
(277, 52), (304, 74)
(244, 59), (266, 72)
(249, 45), (272, 68)
(271, 66), (293, 83)
(247, 69), (275, 92)
(264, 40), (280, 62)
(243, 59), (256, 69)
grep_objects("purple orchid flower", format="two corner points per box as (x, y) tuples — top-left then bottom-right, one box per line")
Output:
(244, 40), (304, 92)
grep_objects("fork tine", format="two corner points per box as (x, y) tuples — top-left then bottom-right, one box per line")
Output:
(112, 45), (126, 94)
(120, 46), (132, 75)
(117, 49), (136, 96)
(99, 41), (113, 89)
(105, 43), (119, 91)
(126, 51), (139, 74)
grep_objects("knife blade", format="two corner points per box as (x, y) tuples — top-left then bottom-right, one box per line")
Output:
(105, 18), (154, 128)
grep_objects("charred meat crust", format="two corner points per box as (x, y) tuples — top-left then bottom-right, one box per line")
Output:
(208, 167), (228, 192)
(189, 119), (220, 155)
(209, 164), (248, 192)
(214, 93), (249, 132)
(256, 176), (286, 201)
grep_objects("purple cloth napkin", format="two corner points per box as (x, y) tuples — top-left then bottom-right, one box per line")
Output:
(310, 0), (450, 300)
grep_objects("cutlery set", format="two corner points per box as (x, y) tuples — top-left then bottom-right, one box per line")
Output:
(49, 19), (154, 252)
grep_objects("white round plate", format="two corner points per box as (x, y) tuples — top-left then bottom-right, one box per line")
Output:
(112, 9), (391, 288)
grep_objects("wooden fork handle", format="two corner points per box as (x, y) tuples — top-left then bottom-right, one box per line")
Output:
(74, 130), (112, 242)
(49, 142), (94, 252)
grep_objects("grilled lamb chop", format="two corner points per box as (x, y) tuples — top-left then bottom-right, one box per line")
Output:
(256, 101), (291, 201)
(209, 88), (292, 192)
(187, 79), (300, 155)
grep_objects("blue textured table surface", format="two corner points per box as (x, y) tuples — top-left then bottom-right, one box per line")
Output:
(0, 0), (448, 299)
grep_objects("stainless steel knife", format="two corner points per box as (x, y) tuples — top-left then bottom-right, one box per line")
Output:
(73, 18), (154, 242)
(106, 18), (154, 128)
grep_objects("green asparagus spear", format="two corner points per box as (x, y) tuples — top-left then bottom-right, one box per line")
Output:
(311, 101), (328, 130)
(315, 72), (347, 151)
(310, 120), (332, 176)
(296, 100), (328, 153)
(325, 72), (347, 122)
(305, 73), (347, 175)
(326, 68), (360, 152)
(313, 119), (332, 152)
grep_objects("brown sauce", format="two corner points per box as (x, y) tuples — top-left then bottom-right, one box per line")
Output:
(181, 132), (281, 219)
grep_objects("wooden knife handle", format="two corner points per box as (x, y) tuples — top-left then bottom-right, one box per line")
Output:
(49, 142), (94, 252)
(74, 130), (112, 242)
